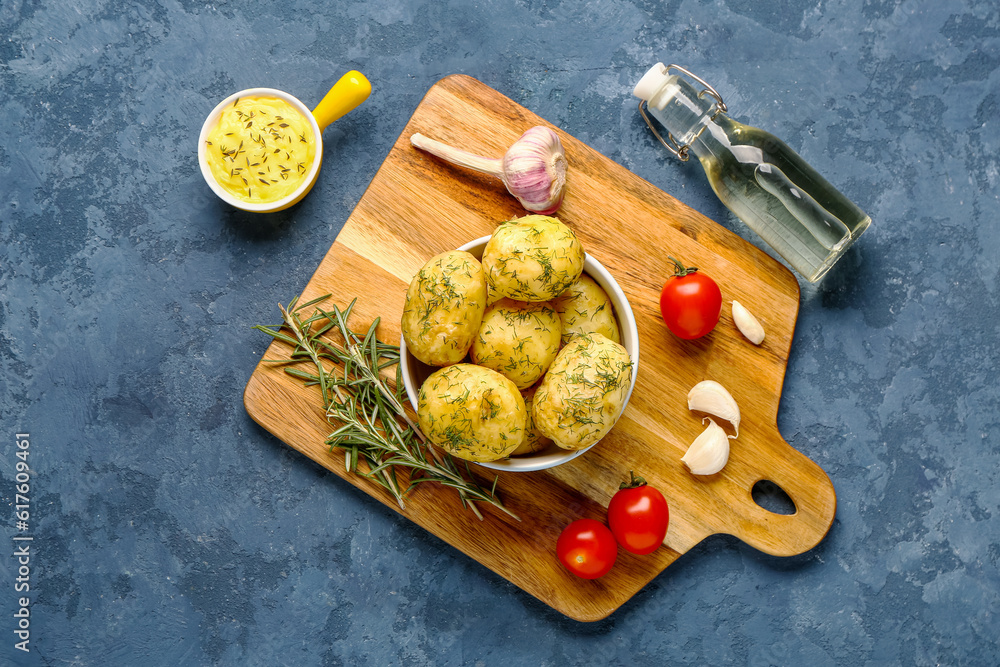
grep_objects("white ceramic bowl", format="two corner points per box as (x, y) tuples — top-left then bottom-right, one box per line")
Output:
(198, 87), (324, 213)
(400, 235), (640, 472)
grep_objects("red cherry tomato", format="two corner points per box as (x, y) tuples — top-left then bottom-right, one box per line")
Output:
(556, 518), (618, 579)
(607, 472), (669, 555)
(659, 257), (722, 339)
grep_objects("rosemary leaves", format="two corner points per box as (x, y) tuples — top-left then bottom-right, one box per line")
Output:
(254, 295), (518, 521)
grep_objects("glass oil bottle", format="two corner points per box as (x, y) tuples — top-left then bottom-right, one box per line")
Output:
(634, 63), (870, 282)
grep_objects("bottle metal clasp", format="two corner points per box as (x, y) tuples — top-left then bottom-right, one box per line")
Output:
(638, 64), (728, 162)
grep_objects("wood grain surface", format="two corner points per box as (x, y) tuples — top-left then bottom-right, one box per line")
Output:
(243, 74), (837, 622)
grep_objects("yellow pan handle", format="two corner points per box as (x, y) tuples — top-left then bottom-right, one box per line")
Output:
(312, 70), (372, 131)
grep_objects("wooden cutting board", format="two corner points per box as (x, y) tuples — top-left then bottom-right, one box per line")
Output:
(243, 74), (836, 622)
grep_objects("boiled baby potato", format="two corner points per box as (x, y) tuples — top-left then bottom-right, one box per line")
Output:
(417, 364), (527, 462)
(511, 384), (553, 456)
(401, 250), (487, 367)
(551, 273), (621, 347)
(470, 298), (562, 390)
(533, 333), (632, 451)
(482, 214), (585, 302)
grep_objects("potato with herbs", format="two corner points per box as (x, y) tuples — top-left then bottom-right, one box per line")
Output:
(417, 364), (527, 462)
(470, 298), (562, 390)
(401, 250), (487, 367)
(511, 384), (553, 456)
(482, 214), (585, 302)
(551, 273), (621, 347)
(532, 333), (633, 451)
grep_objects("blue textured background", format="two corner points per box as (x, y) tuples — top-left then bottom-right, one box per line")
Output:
(1, 0), (998, 664)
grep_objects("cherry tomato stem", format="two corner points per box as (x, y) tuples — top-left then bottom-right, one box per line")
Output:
(619, 470), (647, 490)
(667, 256), (698, 277)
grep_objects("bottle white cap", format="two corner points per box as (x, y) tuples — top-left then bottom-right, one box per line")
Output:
(633, 63), (670, 101)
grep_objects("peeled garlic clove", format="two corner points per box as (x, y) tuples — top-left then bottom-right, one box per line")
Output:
(732, 300), (765, 345)
(681, 418), (730, 475)
(687, 380), (740, 438)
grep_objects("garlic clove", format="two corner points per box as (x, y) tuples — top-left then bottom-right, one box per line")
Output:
(732, 300), (765, 345)
(681, 418), (730, 475)
(687, 380), (740, 438)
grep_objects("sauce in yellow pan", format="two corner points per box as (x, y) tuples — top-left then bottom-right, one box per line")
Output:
(203, 96), (316, 204)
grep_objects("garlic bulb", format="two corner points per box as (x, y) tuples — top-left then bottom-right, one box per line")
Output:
(410, 126), (567, 214)
(681, 418), (730, 475)
(687, 380), (740, 438)
(732, 301), (765, 345)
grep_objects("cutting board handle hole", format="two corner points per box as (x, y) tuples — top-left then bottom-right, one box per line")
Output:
(752, 479), (796, 515)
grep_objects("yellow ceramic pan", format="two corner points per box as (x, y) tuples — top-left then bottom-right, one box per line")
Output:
(198, 70), (371, 213)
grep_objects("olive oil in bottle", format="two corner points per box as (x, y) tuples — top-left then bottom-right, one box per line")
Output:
(634, 64), (870, 282)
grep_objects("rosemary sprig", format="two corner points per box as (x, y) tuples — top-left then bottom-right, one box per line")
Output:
(254, 295), (518, 521)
